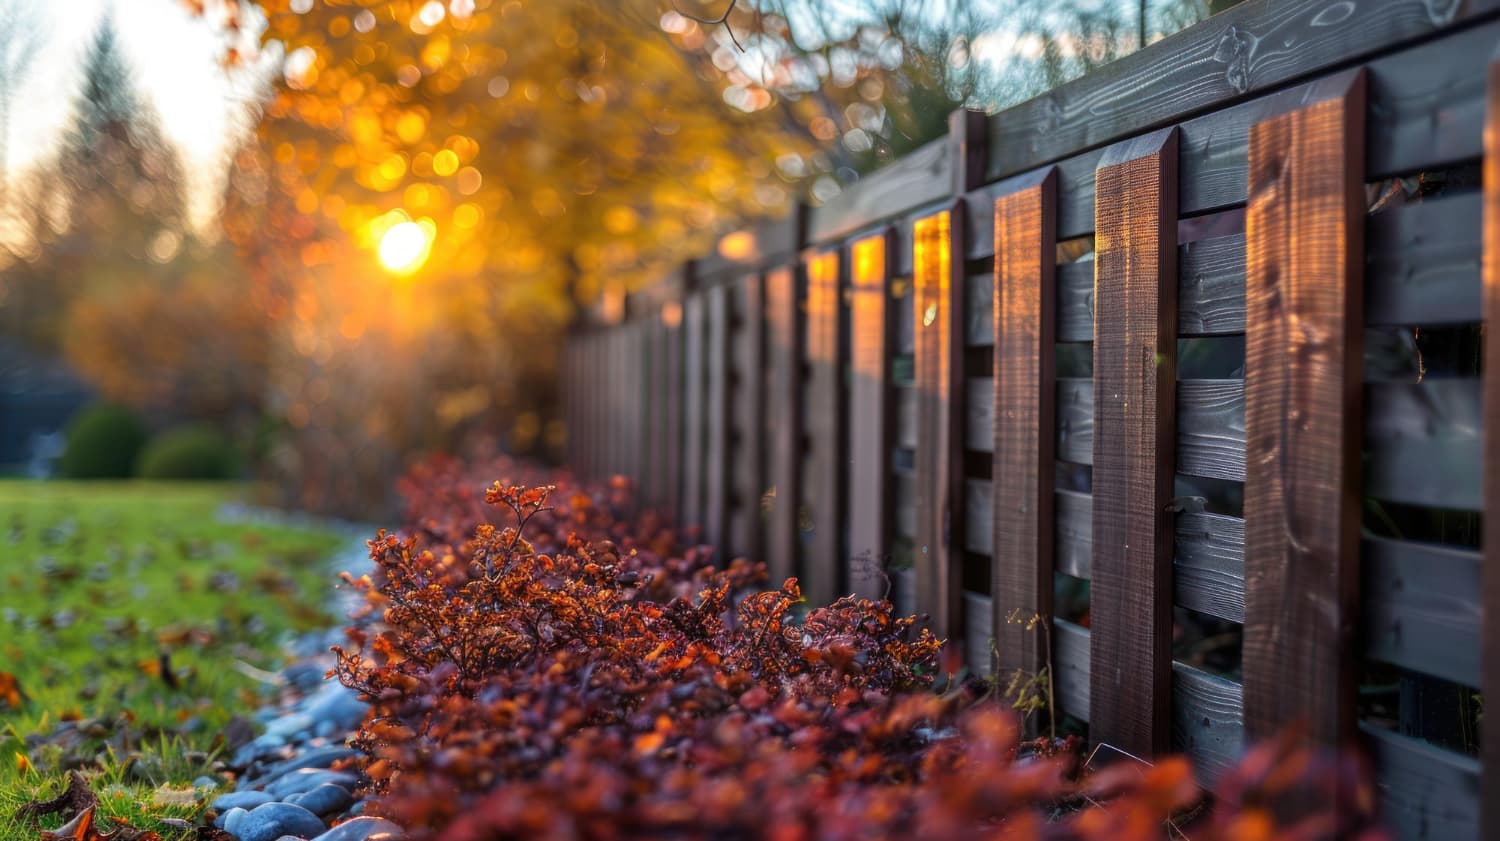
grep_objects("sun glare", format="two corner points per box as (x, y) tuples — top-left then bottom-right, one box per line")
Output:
(379, 220), (433, 274)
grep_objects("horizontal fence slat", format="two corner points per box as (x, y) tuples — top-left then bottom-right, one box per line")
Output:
(810, 139), (952, 244)
(1365, 378), (1481, 510)
(1363, 536), (1482, 687)
(1363, 723), (1481, 841)
(1055, 489), (1092, 580)
(1174, 511), (1246, 623)
(1367, 193), (1482, 326)
(1053, 619), (1091, 723)
(964, 591), (994, 678)
(1172, 661), (1244, 787)
(983, 4), (1497, 188)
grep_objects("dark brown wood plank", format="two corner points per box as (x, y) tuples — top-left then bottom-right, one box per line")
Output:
(1367, 193), (1481, 326)
(1363, 536), (1481, 687)
(983, 0), (1497, 184)
(1243, 74), (1365, 746)
(912, 204), (965, 639)
(764, 266), (801, 584)
(847, 231), (894, 599)
(1172, 662), (1244, 788)
(1364, 724), (1481, 841)
(680, 295), (707, 532)
(803, 250), (844, 606)
(809, 139), (952, 245)
(1482, 47), (1500, 838)
(704, 285), (731, 557)
(990, 168), (1057, 693)
(729, 274), (765, 563)
(1089, 126), (1178, 757)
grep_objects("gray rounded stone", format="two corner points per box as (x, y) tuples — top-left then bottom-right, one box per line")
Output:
(234, 802), (326, 841)
(310, 817), (404, 841)
(213, 791), (275, 812)
(219, 807), (248, 834)
(267, 768), (359, 799)
(287, 783), (354, 817)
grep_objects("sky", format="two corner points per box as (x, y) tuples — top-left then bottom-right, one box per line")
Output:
(4, 0), (273, 229)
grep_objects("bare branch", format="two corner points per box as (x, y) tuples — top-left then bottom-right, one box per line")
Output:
(673, 0), (745, 51)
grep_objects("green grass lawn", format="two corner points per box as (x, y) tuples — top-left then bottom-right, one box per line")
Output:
(0, 481), (347, 838)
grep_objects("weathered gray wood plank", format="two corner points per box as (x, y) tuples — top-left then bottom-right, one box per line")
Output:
(1368, 193), (1482, 326)
(1363, 723), (1481, 841)
(964, 591), (995, 679)
(764, 267), (801, 583)
(810, 138), (952, 244)
(1174, 511), (1246, 623)
(704, 285), (731, 555)
(983, 1), (1498, 183)
(803, 250), (844, 606)
(1363, 536), (1481, 687)
(1054, 619), (1090, 723)
(1365, 378), (1481, 510)
(1172, 662), (1244, 788)
(680, 295), (707, 531)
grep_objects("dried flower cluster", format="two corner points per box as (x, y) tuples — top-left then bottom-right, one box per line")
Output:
(331, 456), (1389, 841)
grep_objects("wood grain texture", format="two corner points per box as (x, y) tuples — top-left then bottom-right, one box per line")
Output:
(982, 0), (1495, 183)
(1242, 74), (1364, 746)
(680, 295), (707, 532)
(912, 205), (965, 639)
(989, 168), (1058, 694)
(704, 285), (732, 557)
(1172, 662), (1244, 788)
(1088, 126), (1178, 757)
(1483, 45), (1500, 841)
(764, 266), (802, 584)
(729, 274), (765, 564)
(1175, 511), (1246, 623)
(848, 232), (894, 599)
(1364, 723), (1481, 841)
(803, 250), (844, 605)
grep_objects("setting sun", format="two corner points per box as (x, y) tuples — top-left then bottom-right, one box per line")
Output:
(378, 220), (434, 274)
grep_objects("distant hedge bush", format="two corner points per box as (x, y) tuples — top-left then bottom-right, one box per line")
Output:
(59, 404), (147, 479)
(135, 425), (237, 480)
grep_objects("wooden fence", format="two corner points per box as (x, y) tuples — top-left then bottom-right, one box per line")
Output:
(562, 2), (1498, 837)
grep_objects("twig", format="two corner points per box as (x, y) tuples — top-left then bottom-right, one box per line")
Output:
(674, 0), (745, 51)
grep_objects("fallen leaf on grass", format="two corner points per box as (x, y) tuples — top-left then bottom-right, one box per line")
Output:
(150, 785), (196, 808)
(18, 771), (162, 841)
(0, 671), (27, 708)
(39, 806), (161, 841)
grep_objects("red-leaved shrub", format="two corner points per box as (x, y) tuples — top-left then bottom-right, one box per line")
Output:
(330, 456), (1389, 841)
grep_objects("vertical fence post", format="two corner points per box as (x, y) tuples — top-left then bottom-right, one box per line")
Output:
(912, 109), (983, 642)
(1089, 126), (1178, 758)
(847, 230), (894, 600)
(765, 261), (803, 586)
(662, 268), (687, 517)
(1485, 47), (1500, 841)
(733, 270), (766, 565)
(1243, 71), (1365, 747)
(803, 249), (844, 605)
(990, 167), (1058, 712)
(705, 282), (732, 559)
(680, 264), (707, 536)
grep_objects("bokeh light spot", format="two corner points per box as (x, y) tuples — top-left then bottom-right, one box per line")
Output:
(379, 220), (434, 274)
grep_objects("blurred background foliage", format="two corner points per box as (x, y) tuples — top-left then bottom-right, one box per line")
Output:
(0, 0), (1228, 515)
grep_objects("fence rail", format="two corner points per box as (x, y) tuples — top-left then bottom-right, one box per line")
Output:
(563, 2), (1498, 837)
